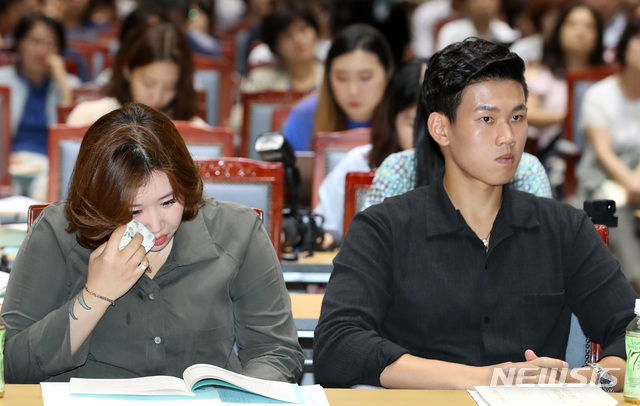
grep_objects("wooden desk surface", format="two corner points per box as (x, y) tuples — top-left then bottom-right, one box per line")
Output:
(290, 293), (323, 319)
(283, 250), (336, 265)
(0, 385), (630, 405)
(281, 251), (336, 284)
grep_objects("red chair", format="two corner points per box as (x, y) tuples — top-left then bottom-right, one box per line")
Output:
(172, 121), (234, 158)
(193, 54), (234, 127)
(586, 224), (609, 363)
(239, 90), (309, 159)
(271, 105), (293, 132)
(48, 122), (235, 202)
(343, 170), (376, 237)
(68, 38), (112, 80)
(197, 157), (284, 258)
(311, 128), (371, 209)
(47, 124), (88, 202)
(562, 66), (620, 202)
(27, 203), (48, 231)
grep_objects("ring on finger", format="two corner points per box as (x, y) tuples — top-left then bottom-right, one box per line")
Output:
(138, 262), (148, 272)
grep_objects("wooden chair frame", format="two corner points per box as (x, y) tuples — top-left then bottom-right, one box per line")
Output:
(47, 124), (89, 202)
(311, 128), (371, 209)
(239, 90), (309, 159)
(68, 38), (112, 80)
(343, 170), (376, 237)
(172, 121), (234, 158)
(197, 157), (284, 258)
(193, 54), (233, 127)
(48, 122), (234, 202)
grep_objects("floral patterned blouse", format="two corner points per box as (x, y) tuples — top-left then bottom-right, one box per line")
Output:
(363, 150), (552, 209)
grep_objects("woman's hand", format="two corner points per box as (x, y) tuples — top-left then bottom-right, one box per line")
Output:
(86, 224), (149, 302)
(47, 54), (67, 82)
(46, 53), (73, 103)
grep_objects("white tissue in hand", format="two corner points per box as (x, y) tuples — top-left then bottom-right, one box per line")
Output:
(118, 219), (155, 253)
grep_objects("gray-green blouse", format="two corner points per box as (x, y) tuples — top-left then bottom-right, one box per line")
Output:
(1, 196), (303, 383)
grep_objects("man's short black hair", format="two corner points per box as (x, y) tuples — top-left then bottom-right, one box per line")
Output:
(415, 38), (528, 186)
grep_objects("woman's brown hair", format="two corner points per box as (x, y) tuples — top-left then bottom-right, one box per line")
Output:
(107, 22), (198, 121)
(312, 24), (394, 138)
(65, 103), (204, 249)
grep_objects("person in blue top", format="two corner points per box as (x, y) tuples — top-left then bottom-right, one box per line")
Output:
(0, 13), (81, 200)
(282, 23), (394, 152)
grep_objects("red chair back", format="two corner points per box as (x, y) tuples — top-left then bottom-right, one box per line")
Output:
(311, 128), (371, 209)
(197, 157), (284, 258)
(343, 170), (376, 237)
(239, 90), (309, 159)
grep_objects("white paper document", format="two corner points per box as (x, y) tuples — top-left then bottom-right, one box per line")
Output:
(470, 384), (618, 406)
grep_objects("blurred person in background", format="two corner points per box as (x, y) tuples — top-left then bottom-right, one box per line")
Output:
(435, 0), (520, 51)
(577, 18), (640, 293)
(508, 0), (569, 66)
(241, 1), (323, 92)
(67, 22), (202, 125)
(0, 13), (80, 201)
(526, 1), (604, 152)
(282, 23), (394, 152)
(314, 58), (427, 244)
(585, 0), (626, 61)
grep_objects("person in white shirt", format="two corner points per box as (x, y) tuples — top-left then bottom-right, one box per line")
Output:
(435, 0), (519, 52)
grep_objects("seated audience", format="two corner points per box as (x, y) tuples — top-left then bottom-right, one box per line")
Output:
(0, 0), (37, 40)
(313, 38), (635, 390)
(247, 0), (332, 67)
(526, 1), (604, 154)
(411, 0), (461, 59)
(314, 58), (426, 238)
(282, 23), (394, 152)
(585, 0), (626, 62)
(241, 1), (324, 93)
(1, 103), (304, 383)
(187, 0), (221, 56)
(137, 0), (221, 57)
(435, 0), (519, 52)
(67, 22), (203, 126)
(82, 0), (119, 32)
(577, 18), (640, 292)
(0, 13), (81, 201)
(508, 0), (566, 66)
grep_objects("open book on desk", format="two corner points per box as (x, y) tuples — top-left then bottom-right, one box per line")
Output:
(69, 363), (303, 403)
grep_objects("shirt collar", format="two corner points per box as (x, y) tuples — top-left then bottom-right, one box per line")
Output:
(423, 174), (540, 242)
(169, 203), (220, 267)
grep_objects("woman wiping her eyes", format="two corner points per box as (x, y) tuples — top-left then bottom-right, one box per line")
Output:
(1, 103), (303, 383)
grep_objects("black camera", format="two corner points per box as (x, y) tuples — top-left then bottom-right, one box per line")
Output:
(255, 132), (327, 254)
(583, 199), (617, 227)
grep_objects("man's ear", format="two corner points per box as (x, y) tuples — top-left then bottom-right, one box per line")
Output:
(123, 67), (131, 81)
(428, 112), (450, 147)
